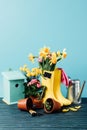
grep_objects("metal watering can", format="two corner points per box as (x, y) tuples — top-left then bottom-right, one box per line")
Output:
(67, 80), (86, 104)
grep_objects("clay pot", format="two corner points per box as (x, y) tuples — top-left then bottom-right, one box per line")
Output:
(44, 98), (61, 113)
(17, 98), (33, 111)
(30, 97), (44, 109)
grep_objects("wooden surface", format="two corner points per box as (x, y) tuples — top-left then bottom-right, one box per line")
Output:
(0, 98), (87, 130)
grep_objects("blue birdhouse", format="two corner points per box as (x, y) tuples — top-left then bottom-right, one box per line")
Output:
(2, 70), (26, 105)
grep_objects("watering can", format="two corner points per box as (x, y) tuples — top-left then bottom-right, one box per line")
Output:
(67, 80), (86, 104)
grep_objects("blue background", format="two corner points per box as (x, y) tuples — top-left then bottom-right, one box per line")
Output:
(0, 0), (87, 97)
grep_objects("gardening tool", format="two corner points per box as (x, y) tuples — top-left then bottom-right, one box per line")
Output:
(75, 80), (86, 103)
(67, 80), (86, 104)
(28, 109), (43, 117)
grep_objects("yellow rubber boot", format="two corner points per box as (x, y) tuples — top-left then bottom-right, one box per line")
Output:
(41, 68), (71, 106)
(53, 68), (71, 106)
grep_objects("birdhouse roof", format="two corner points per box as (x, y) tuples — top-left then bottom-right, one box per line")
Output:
(2, 71), (26, 80)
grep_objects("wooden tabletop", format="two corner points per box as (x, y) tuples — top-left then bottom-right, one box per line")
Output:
(0, 98), (87, 130)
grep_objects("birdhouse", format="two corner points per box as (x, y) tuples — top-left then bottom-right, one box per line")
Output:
(2, 71), (26, 105)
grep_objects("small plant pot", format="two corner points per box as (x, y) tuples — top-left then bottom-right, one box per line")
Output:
(44, 98), (61, 113)
(30, 97), (44, 109)
(17, 98), (33, 111)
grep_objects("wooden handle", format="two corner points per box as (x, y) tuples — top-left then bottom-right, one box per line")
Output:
(28, 109), (37, 116)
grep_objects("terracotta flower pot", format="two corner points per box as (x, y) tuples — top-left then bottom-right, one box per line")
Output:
(17, 98), (33, 111)
(44, 98), (61, 113)
(30, 97), (44, 109)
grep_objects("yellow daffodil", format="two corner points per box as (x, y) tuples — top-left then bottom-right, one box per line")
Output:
(62, 52), (67, 58)
(23, 67), (28, 72)
(62, 49), (67, 58)
(57, 51), (60, 57)
(31, 71), (36, 77)
(35, 68), (40, 75)
(43, 47), (50, 54)
(31, 68), (37, 72)
(28, 53), (34, 62)
(21, 64), (30, 73)
(39, 51), (47, 58)
(20, 67), (25, 72)
(39, 47), (50, 58)
(50, 52), (57, 64)
(26, 72), (31, 77)
(19, 67), (23, 71)
(25, 68), (30, 73)
(31, 68), (38, 76)
(37, 68), (42, 74)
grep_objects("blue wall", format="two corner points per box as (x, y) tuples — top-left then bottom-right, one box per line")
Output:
(0, 0), (87, 97)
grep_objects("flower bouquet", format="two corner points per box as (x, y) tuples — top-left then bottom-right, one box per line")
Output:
(28, 46), (67, 72)
(20, 46), (70, 111)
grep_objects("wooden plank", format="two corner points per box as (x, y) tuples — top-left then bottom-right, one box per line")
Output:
(0, 98), (87, 130)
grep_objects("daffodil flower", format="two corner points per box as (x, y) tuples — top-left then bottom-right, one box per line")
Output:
(26, 72), (31, 77)
(43, 46), (50, 54)
(50, 52), (57, 64)
(57, 51), (60, 57)
(25, 46), (67, 73)
(62, 48), (67, 58)
(28, 53), (34, 62)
